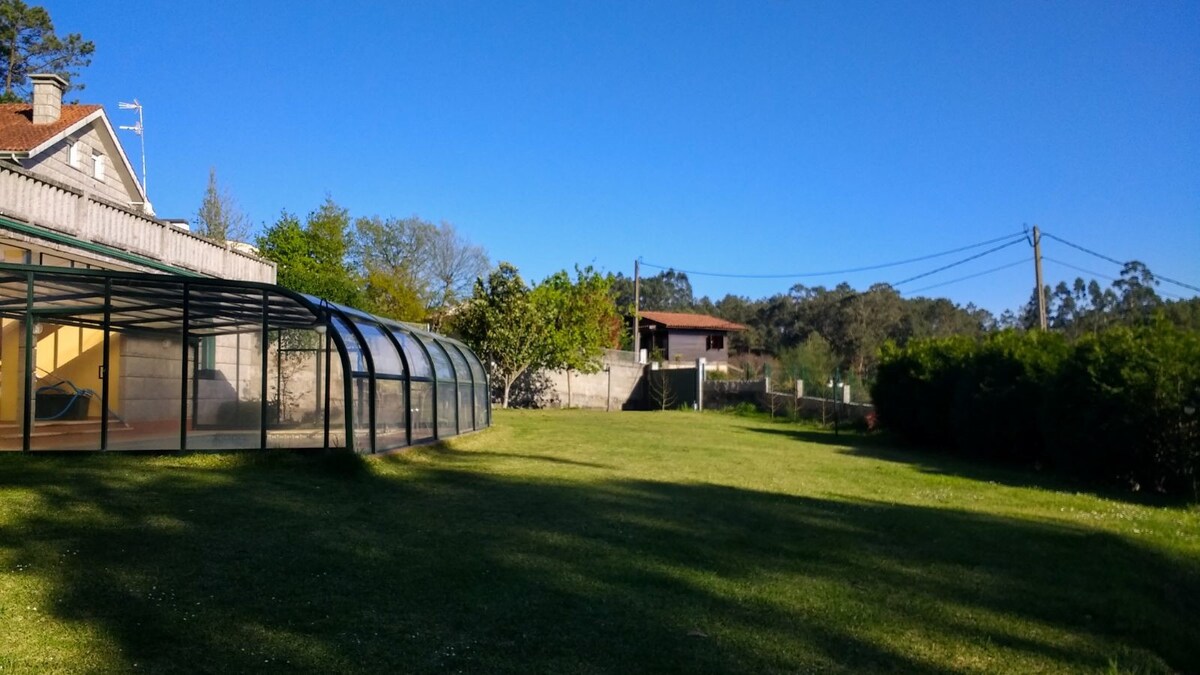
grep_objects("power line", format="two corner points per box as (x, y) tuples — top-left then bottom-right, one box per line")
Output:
(1043, 256), (1185, 300)
(890, 237), (1026, 287)
(639, 231), (1026, 280)
(1042, 231), (1200, 294)
(902, 259), (1027, 295)
(1042, 256), (1120, 282)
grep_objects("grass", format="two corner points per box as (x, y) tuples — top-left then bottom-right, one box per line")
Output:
(0, 409), (1197, 674)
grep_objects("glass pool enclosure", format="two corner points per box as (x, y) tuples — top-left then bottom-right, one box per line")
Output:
(0, 263), (490, 452)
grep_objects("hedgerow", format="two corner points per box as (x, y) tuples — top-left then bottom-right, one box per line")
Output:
(872, 321), (1200, 497)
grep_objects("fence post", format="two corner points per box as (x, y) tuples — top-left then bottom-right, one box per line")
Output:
(796, 379), (803, 399)
(696, 358), (705, 411)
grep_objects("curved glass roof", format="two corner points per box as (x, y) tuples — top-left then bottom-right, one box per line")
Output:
(443, 341), (473, 383)
(0, 263), (491, 455)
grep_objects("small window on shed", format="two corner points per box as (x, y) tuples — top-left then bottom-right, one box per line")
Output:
(706, 334), (724, 350)
(92, 152), (105, 180)
(68, 141), (81, 167)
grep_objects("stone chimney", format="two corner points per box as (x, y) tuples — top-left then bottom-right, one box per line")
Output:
(30, 73), (67, 125)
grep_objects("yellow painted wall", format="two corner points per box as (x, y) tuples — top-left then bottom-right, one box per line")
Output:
(33, 325), (120, 419)
(0, 317), (24, 423)
(1, 320), (125, 424)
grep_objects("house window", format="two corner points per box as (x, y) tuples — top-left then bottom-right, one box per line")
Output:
(706, 334), (724, 350)
(68, 141), (81, 167)
(198, 336), (217, 372)
(92, 153), (105, 180)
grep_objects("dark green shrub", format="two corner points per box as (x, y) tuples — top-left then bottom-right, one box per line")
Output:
(873, 323), (1200, 497)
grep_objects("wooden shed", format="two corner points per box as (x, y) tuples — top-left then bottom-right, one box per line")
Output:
(637, 311), (746, 365)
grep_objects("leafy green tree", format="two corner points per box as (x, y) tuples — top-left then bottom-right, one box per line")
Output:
(611, 269), (695, 312)
(193, 168), (250, 244)
(535, 266), (621, 374)
(1113, 261), (1161, 322)
(780, 333), (837, 395)
(453, 263), (547, 408)
(256, 198), (360, 307)
(0, 0), (93, 101)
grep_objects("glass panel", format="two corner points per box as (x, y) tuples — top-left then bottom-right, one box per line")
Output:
(107, 279), (186, 451)
(390, 328), (431, 379)
(26, 314), (103, 450)
(464, 345), (486, 383)
(475, 384), (488, 429)
(351, 375), (371, 452)
(0, 315), (26, 450)
(1, 244), (29, 264)
(326, 334), (348, 450)
(39, 253), (74, 268)
(410, 381), (434, 442)
(375, 378), (406, 451)
(189, 323), (263, 451)
(423, 337), (454, 382)
(437, 381), (457, 437)
(353, 320), (404, 375)
(444, 342), (473, 383)
(267, 327), (327, 449)
(458, 384), (474, 431)
(332, 316), (367, 374)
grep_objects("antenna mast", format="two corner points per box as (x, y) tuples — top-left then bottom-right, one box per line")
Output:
(117, 99), (147, 202)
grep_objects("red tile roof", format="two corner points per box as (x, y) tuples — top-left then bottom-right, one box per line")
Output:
(0, 104), (100, 152)
(639, 310), (746, 331)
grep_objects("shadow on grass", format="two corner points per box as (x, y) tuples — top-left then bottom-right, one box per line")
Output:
(739, 422), (1187, 507)
(0, 450), (1195, 673)
(422, 446), (615, 469)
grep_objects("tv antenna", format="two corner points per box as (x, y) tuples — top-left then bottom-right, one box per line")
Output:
(117, 99), (147, 200)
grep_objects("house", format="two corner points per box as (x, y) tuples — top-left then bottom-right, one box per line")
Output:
(0, 73), (272, 281)
(0, 74), (489, 454)
(1, 74), (151, 213)
(637, 310), (746, 367)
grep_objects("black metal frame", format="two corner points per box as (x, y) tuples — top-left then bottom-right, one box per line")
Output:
(0, 262), (490, 454)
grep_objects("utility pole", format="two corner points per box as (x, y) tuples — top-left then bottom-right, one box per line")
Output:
(1032, 225), (1047, 331)
(632, 259), (641, 361)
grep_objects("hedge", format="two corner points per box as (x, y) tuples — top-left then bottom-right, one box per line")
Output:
(872, 321), (1200, 497)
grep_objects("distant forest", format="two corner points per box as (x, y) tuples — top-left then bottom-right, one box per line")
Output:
(611, 261), (1200, 381)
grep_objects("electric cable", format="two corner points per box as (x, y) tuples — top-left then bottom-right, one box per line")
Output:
(1041, 232), (1200, 294)
(639, 230), (1026, 280)
(902, 259), (1027, 295)
(889, 238), (1026, 287)
(1043, 256), (1185, 300)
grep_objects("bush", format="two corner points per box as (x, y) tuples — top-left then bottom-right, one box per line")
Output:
(872, 322), (1200, 497)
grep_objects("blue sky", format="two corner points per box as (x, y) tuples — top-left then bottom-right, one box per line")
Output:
(54, 0), (1199, 312)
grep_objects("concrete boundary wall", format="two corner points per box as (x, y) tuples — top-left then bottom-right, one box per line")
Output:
(544, 360), (646, 410)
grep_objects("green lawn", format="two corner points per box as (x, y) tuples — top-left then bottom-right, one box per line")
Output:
(1, 410), (1197, 674)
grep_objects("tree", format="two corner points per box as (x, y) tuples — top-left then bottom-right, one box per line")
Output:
(351, 216), (490, 327)
(0, 0), (93, 101)
(193, 168), (250, 244)
(611, 269), (695, 312)
(425, 221), (489, 320)
(453, 263), (547, 408)
(256, 198), (360, 307)
(781, 333), (837, 392)
(535, 266), (621, 374)
(1113, 261), (1161, 322)
(352, 215), (432, 321)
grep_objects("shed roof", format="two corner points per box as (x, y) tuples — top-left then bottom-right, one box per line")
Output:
(639, 310), (746, 331)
